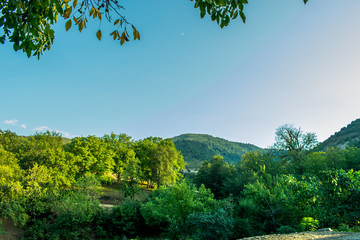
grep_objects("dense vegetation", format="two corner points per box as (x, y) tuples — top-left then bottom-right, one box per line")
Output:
(1, 122), (360, 239)
(172, 133), (260, 168)
(318, 118), (360, 150)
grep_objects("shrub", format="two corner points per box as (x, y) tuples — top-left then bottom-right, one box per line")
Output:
(186, 199), (235, 240)
(277, 225), (296, 234)
(110, 200), (145, 237)
(299, 217), (319, 231)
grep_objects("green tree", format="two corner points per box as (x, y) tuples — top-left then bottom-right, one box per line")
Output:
(135, 137), (185, 187)
(242, 174), (299, 233)
(67, 135), (115, 180)
(195, 155), (235, 198)
(273, 124), (318, 175)
(101, 133), (135, 182)
(141, 180), (217, 239)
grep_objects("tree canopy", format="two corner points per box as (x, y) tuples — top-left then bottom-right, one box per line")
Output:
(0, 0), (309, 58)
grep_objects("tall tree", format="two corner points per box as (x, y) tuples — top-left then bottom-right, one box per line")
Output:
(135, 137), (185, 187)
(273, 124), (318, 174)
(195, 154), (235, 198)
(67, 135), (115, 180)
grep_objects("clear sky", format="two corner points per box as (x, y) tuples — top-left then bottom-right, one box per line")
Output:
(1, 0), (360, 148)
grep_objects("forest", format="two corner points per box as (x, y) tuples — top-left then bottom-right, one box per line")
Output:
(1, 124), (360, 240)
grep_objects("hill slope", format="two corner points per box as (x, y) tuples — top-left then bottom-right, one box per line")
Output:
(172, 133), (260, 168)
(318, 118), (360, 150)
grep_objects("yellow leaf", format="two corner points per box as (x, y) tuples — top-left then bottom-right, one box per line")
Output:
(73, 0), (77, 8)
(120, 32), (125, 45)
(90, 7), (95, 17)
(63, 0), (71, 3)
(65, 19), (72, 31)
(114, 19), (120, 25)
(120, 19), (123, 27)
(97, 10), (102, 21)
(110, 30), (117, 40)
(63, 7), (72, 19)
(78, 21), (84, 32)
(132, 26), (136, 40)
(96, 29), (102, 40)
(73, 16), (78, 24)
(136, 31), (140, 40)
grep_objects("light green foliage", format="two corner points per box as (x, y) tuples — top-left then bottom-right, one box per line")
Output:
(3, 163), (55, 227)
(136, 137), (185, 187)
(15, 132), (78, 189)
(68, 135), (115, 180)
(141, 180), (216, 238)
(102, 133), (134, 181)
(0, 148), (25, 223)
(299, 217), (319, 231)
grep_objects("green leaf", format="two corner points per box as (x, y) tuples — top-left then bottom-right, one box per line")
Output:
(65, 20), (72, 31)
(239, 11), (246, 23)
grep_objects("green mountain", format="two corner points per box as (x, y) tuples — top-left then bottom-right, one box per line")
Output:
(172, 133), (260, 168)
(318, 118), (360, 150)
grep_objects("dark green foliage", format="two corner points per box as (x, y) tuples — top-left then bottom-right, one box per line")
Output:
(314, 170), (360, 228)
(195, 155), (235, 198)
(186, 199), (235, 240)
(242, 174), (299, 233)
(318, 118), (360, 150)
(233, 198), (265, 238)
(173, 133), (260, 168)
(108, 200), (145, 237)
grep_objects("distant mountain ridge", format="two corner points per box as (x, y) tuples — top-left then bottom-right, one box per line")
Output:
(318, 118), (360, 150)
(172, 133), (260, 168)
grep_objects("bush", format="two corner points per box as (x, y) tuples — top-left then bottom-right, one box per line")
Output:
(277, 225), (296, 234)
(140, 180), (216, 239)
(186, 199), (235, 240)
(109, 200), (145, 237)
(233, 198), (265, 238)
(299, 217), (319, 231)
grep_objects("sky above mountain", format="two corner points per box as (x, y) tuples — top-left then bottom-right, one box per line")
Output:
(1, 0), (360, 148)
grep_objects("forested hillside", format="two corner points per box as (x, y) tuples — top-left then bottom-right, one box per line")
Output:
(318, 119), (360, 150)
(172, 134), (260, 168)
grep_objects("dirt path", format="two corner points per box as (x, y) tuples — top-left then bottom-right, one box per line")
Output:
(239, 231), (360, 240)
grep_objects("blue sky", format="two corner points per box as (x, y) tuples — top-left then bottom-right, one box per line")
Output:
(1, 0), (360, 148)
